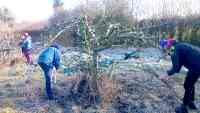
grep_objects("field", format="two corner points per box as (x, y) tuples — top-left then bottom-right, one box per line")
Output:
(0, 50), (200, 113)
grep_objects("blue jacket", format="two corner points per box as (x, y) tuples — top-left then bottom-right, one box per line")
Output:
(19, 37), (32, 50)
(160, 39), (167, 49)
(38, 47), (61, 69)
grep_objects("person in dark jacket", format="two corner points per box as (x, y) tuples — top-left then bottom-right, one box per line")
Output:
(38, 43), (61, 100)
(160, 42), (200, 113)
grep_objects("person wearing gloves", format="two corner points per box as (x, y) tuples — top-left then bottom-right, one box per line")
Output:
(38, 43), (61, 100)
(160, 41), (200, 113)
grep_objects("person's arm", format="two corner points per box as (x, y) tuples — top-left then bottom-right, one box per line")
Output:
(53, 49), (61, 70)
(167, 48), (182, 76)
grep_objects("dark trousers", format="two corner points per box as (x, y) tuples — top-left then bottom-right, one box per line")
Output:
(183, 71), (199, 105)
(39, 63), (53, 99)
(22, 49), (32, 64)
(24, 52), (32, 64)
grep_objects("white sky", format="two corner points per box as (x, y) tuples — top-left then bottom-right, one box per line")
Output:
(0, 0), (199, 22)
(0, 0), (82, 22)
(0, 0), (52, 22)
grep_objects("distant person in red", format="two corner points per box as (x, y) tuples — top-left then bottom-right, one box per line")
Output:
(159, 33), (176, 56)
(19, 32), (33, 64)
(166, 34), (176, 49)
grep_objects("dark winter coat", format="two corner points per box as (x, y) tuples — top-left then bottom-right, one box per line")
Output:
(168, 43), (200, 76)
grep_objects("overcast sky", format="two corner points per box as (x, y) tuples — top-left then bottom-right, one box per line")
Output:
(0, 0), (82, 22)
(0, 0), (199, 22)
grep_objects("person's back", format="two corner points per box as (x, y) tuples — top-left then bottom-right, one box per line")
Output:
(173, 43), (200, 74)
(38, 46), (60, 69)
(20, 33), (32, 50)
(23, 36), (32, 50)
(38, 47), (56, 65)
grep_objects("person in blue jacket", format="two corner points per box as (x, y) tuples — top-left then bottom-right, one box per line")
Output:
(38, 43), (61, 100)
(19, 32), (33, 64)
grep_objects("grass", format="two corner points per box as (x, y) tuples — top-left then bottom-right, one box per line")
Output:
(0, 56), (200, 113)
(0, 60), (65, 113)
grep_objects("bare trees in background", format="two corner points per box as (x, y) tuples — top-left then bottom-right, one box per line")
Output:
(0, 7), (19, 64)
(0, 7), (14, 24)
(148, 0), (200, 46)
(46, 0), (200, 47)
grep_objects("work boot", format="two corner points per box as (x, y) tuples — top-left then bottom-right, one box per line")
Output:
(175, 104), (188, 113)
(188, 102), (197, 110)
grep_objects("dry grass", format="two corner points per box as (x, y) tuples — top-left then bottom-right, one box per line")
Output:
(98, 75), (119, 110)
(9, 57), (25, 67)
(0, 59), (64, 113)
(0, 108), (21, 113)
(0, 99), (24, 113)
